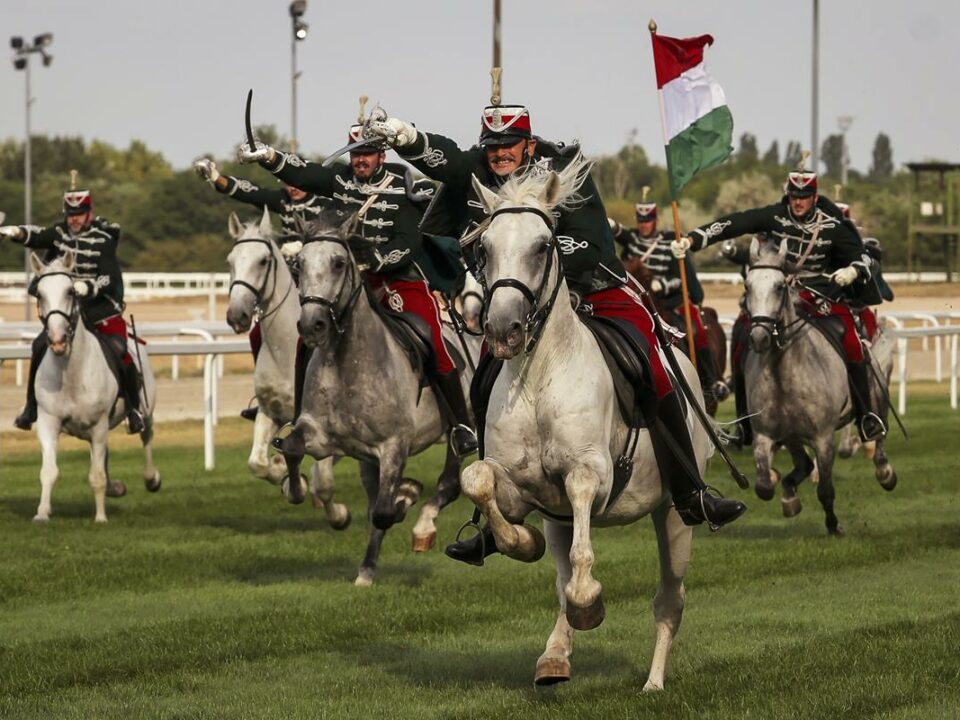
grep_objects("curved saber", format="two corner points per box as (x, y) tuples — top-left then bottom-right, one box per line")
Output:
(322, 139), (378, 167)
(244, 89), (256, 151)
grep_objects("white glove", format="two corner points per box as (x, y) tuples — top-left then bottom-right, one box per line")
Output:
(73, 279), (93, 297)
(193, 158), (220, 185)
(364, 114), (418, 148)
(720, 239), (737, 258)
(0, 226), (25, 241)
(607, 217), (623, 235)
(650, 279), (664, 294)
(670, 236), (692, 259)
(237, 140), (277, 165)
(830, 266), (859, 287)
(280, 240), (303, 259)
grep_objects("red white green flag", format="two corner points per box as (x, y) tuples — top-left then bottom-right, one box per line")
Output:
(651, 31), (733, 197)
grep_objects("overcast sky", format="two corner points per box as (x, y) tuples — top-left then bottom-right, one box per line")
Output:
(2, 0), (958, 176)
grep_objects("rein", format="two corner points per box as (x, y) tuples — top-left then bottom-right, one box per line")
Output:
(298, 234), (364, 337)
(480, 205), (564, 354)
(229, 237), (294, 323)
(747, 264), (813, 351)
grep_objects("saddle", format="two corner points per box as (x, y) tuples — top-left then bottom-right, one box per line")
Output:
(82, 316), (135, 409)
(368, 286), (436, 384)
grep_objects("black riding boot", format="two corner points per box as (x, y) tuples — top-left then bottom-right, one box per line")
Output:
(240, 406), (259, 421)
(654, 391), (747, 528)
(293, 343), (311, 420)
(436, 371), (478, 457)
(444, 522), (499, 566)
(122, 363), (145, 434)
(848, 361), (886, 442)
(14, 335), (47, 430)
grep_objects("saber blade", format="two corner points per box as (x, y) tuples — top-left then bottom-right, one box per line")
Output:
(244, 89), (256, 151)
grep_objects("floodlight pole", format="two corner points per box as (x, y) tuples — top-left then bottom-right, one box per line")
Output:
(291, 30), (298, 152)
(23, 59), (32, 320)
(493, 0), (501, 69)
(811, 0), (820, 173)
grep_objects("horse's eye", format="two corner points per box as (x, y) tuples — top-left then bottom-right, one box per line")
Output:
(537, 241), (549, 254)
(259, 257), (268, 266)
(332, 257), (346, 271)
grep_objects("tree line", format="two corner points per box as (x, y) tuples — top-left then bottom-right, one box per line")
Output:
(0, 128), (917, 273)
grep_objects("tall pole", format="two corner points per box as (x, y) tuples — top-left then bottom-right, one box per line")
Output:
(291, 32), (298, 152)
(811, 0), (820, 173)
(23, 59), (32, 321)
(493, 0), (501, 70)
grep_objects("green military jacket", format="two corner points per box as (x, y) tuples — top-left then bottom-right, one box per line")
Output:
(261, 151), (434, 282)
(613, 226), (704, 307)
(18, 217), (125, 323)
(689, 196), (870, 299)
(217, 176), (331, 242)
(397, 132), (626, 296)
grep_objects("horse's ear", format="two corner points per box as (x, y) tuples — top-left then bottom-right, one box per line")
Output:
(228, 212), (243, 239)
(541, 171), (563, 209)
(776, 238), (790, 263)
(749, 236), (762, 265)
(338, 211), (360, 240)
(259, 207), (272, 237)
(471, 174), (502, 215)
(29, 251), (45, 275)
(61, 248), (77, 272)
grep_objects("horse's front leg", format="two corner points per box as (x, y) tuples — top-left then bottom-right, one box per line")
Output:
(370, 441), (421, 532)
(88, 419), (110, 523)
(872, 436), (897, 491)
(535, 519), (575, 686)
(249, 410), (280, 483)
(310, 457), (351, 530)
(562, 458), (606, 631)
(356, 460), (387, 587)
(752, 433), (779, 502)
(412, 443), (462, 552)
(460, 459), (543, 562)
(277, 420), (309, 504)
(813, 434), (843, 536)
(33, 413), (61, 523)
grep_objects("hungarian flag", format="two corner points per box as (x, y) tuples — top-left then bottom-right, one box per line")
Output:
(651, 32), (733, 197)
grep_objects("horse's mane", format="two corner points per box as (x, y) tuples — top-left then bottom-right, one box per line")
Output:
(40, 256), (71, 275)
(303, 208), (352, 239)
(496, 151), (593, 212)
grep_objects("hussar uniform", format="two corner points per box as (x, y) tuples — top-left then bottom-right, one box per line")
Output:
(215, 176), (331, 246)
(243, 124), (477, 455)
(1, 187), (143, 433)
(688, 171), (886, 442)
(372, 99), (746, 561)
(612, 201), (721, 398)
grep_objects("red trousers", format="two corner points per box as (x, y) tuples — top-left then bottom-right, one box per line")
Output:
(583, 286), (673, 399)
(799, 291), (864, 363)
(668, 302), (710, 350)
(366, 274), (455, 374)
(859, 307), (878, 341)
(95, 315), (132, 365)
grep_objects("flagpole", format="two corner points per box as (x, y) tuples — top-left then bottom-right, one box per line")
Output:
(649, 19), (697, 367)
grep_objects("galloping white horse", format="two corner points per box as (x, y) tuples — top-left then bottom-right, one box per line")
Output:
(29, 252), (160, 523)
(461, 158), (710, 689)
(226, 210), (348, 528)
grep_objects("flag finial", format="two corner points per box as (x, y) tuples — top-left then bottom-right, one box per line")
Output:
(70, 169), (78, 191)
(357, 95), (368, 124)
(490, 67), (502, 106)
(648, 19), (657, 33)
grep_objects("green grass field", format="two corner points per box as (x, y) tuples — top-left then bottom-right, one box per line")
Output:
(1, 390), (958, 719)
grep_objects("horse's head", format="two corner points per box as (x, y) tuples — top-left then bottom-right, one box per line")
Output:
(226, 208), (276, 333)
(31, 251), (79, 356)
(459, 272), (485, 334)
(296, 209), (363, 348)
(745, 236), (792, 353)
(469, 153), (590, 359)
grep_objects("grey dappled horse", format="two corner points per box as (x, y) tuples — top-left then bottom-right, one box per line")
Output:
(28, 252), (160, 523)
(225, 210), (347, 528)
(274, 210), (476, 586)
(457, 271), (485, 335)
(743, 239), (897, 535)
(462, 157), (709, 690)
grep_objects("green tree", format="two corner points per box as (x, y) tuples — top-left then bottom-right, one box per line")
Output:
(820, 134), (844, 178)
(762, 140), (780, 166)
(783, 141), (803, 169)
(870, 133), (894, 179)
(738, 133), (758, 164)
(714, 171), (779, 216)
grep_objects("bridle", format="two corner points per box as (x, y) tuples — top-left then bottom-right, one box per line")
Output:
(229, 237), (293, 323)
(36, 271), (80, 342)
(746, 263), (806, 350)
(298, 234), (364, 337)
(475, 205), (563, 354)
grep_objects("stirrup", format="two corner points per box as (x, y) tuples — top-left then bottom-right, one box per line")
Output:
(270, 421), (297, 452)
(445, 517), (487, 566)
(859, 413), (887, 442)
(449, 424), (479, 457)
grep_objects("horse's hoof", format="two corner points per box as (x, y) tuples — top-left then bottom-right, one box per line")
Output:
(827, 522), (846, 537)
(106, 481), (127, 498)
(281, 475), (307, 505)
(94, 516), (108, 524)
(395, 478), (424, 509)
(838, 445), (853, 459)
(565, 595), (605, 631)
(144, 473), (161, 493)
(755, 480), (776, 501)
(354, 568), (375, 587)
(641, 680), (664, 694)
(32, 514), (50, 524)
(328, 505), (352, 531)
(782, 495), (802, 518)
(522, 523), (547, 563)
(534, 656), (571, 686)
(876, 466), (897, 492)
(412, 530), (436, 552)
